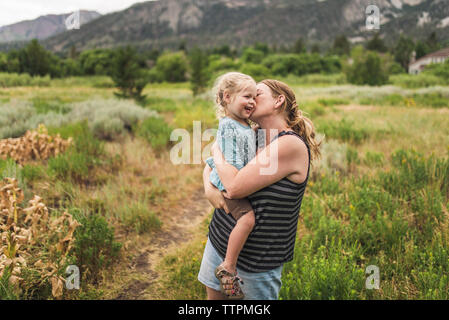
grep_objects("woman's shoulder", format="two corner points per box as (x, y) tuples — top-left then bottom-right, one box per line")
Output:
(276, 132), (309, 160)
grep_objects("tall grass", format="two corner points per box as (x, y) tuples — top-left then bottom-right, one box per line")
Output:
(283, 149), (449, 299)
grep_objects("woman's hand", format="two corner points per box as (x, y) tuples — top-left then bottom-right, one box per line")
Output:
(203, 164), (229, 213)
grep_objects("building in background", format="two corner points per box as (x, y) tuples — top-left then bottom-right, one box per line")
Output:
(409, 48), (449, 74)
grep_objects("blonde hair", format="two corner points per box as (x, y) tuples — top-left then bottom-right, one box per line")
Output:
(260, 79), (322, 162)
(212, 72), (256, 119)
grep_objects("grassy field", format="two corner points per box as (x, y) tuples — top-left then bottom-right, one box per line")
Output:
(0, 74), (448, 299)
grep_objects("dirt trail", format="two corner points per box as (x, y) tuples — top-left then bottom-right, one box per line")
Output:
(113, 188), (212, 300)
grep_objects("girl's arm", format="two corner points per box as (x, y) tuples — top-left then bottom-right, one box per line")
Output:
(212, 135), (308, 199)
(203, 164), (229, 213)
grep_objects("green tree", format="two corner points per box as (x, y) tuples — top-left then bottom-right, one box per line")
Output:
(366, 33), (388, 53)
(426, 31), (439, 53)
(155, 52), (188, 82)
(0, 53), (7, 72)
(189, 47), (209, 96)
(111, 46), (148, 102)
(311, 44), (321, 54)
(345, 46), (389, 86)
(332, 35), (350, 56)
(415, 41), (429, 60)
(393, 35), (415, 71)
(253, 42), (270, 55)
(22, 39), (51, 76)
(293, 38), (306, 54)
(78, 49), (115, 75)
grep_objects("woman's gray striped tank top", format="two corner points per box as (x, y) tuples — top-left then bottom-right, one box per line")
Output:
(208, 130), (310, 272)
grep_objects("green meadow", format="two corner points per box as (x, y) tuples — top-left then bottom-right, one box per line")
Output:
(1, 74), (448, 299)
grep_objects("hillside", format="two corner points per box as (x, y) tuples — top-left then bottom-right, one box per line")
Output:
(4, 0), (449, 53)
(0, 10), (101, 43)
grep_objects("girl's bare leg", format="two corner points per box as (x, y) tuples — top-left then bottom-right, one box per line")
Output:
(221, 210), (255, 273)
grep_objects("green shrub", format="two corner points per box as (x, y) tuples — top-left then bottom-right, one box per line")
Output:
(70, 210), (122, 283)
(280, 239), (365, 300)
(135, 116), (173, 151)
(122, 202), (162, 234)
(67, 99), (159, 140)
(0, 72), (51, 87)
(48, 122), (104, 183)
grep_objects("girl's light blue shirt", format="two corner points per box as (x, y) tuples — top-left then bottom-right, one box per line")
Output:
(206, 117), (257, 191)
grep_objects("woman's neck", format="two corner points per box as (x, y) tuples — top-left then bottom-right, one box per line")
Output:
(255, 116), (290, 142)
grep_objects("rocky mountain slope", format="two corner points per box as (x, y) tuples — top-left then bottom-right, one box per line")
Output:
(4, 0), (449, 53)
(0, 10), (101, 43)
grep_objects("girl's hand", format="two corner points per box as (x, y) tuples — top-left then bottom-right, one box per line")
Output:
(207, 187), (230, 213)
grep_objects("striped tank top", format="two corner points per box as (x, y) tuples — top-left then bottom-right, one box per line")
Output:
(208, 130), (311, 273)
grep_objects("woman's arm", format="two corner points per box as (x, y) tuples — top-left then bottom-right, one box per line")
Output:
(203, 164), (229, 213)
(212, 135), (307, 199)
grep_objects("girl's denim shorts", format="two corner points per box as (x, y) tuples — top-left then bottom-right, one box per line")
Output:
(197, 237), (283, 300)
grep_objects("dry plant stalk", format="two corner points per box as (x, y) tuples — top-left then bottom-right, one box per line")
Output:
(0, 178), (80, 298)
(0, 124), (72, 164)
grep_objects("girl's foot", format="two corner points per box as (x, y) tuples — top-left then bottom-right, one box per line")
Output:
(215, 263), (244, 300)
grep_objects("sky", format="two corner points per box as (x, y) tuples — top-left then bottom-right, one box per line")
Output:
(0, 0), (152, 27)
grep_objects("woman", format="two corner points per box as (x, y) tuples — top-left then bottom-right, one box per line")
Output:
(198, 79), (321, 300)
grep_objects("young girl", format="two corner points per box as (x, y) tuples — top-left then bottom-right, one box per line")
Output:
(205, 72), (257, 299)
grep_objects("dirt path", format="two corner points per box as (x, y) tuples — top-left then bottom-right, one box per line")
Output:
(113, 188), (212, 300)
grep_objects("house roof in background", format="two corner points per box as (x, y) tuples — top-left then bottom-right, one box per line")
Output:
(410, 47), (449, 66)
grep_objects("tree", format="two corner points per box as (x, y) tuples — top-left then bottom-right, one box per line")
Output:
(345, 46), (389, 86)
(22, 39), (51, 76)
(253, 42), (270, 55)
(293, 38), (306, 54)
(366, 33), (388, 53)
(111, 46), (147, 102)
(415, 40), (429, 60)
(178, 40), (187, 53)
(155, 52), (188, 82)
(332, 35), (350, 56)
(189, 47), (209, 96)
(78, 49), (115, 75)
(426, 31), (439, 52)
(311, 44), (320, 54)
(393, 35), (415, 71)
(68, 45), (78, 59)
(0, 53), (7, 72)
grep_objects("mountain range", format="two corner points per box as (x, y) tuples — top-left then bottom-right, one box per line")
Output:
(0, 10), (101, 44)
(1, 0), (449, 53)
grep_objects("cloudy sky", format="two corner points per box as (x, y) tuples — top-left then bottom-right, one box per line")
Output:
(0, 0), (152, 27)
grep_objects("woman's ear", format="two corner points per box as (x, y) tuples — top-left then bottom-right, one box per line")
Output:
(274, 95), (285, 109)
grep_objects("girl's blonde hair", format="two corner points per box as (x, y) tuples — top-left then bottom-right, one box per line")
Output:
(212, 72), (256, 119)
(260, 79), (322, 163)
